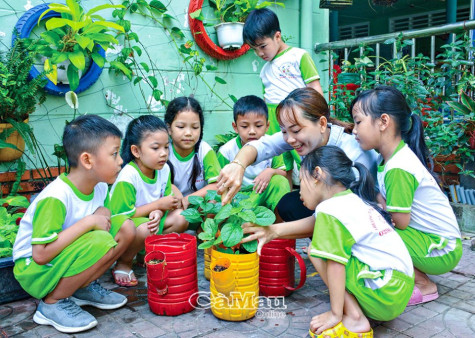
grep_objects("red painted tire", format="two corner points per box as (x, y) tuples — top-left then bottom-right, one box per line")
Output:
(188, 0), (250, 60)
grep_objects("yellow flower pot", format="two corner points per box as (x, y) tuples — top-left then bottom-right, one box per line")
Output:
(0, 120), (27, 162)
(204, 247), (211, 280)
(210, 249), (259, 321)
(210, 258), (235, 296)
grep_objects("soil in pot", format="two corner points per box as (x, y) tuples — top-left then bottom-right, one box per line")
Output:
(213, 265), (228, 272)
(148, 259), (164, 265)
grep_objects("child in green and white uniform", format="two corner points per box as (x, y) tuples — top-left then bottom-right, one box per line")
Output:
(351, 86), (462, 306)
(217, 95), (290, 211)
(165, 97), (221, 206)
(13, 115), (134, 333)
(241, 146), (413, 338)
(243, 8), (323, 172)
(109, 115), (188, 287)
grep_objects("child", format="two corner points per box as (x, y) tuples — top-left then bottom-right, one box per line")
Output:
(351, 86), (462, 306)
(217, 95), (290, 212)
(243, 8), (324, 174)
(13, 115), (135, 333)
(165, 96), (221, 205)
(109, 115), (188, 287)
(243, 146), (414, 337)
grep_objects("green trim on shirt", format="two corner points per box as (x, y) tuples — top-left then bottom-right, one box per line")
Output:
(203, 150), (221, 183)
(333, 189), (352, 198)
(217, 151), (230, 169)
(59, 173), (94, 201)
(378, 140), (406, 172)
(31, 197), (67, 244)
(299, 52), (320, 83)
(385, 168), (419, 213)
(236, 137), (243, 149)
(272, 46), (292, 61)
(172, 144), (195, 162)
(130, 161), (157, 184)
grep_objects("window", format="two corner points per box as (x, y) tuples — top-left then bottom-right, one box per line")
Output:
(339, 22), (370, 40)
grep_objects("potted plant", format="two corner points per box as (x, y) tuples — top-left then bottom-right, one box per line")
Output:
(319, 1), (353, 10)
(0, 195), (30, 304)
(181, 190), (275, 321)
(190, 0), (283, 50)
(34, 0), (125, 91)
(0, 37), (47, 162)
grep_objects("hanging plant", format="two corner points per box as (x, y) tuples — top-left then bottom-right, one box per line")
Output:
(371, 0), (398, 7)
(319, 0), (353, 9)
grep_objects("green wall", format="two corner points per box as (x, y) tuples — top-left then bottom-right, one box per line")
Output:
(0, 0), (329, 173)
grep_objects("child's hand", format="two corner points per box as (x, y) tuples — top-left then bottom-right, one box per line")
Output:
(253, 168), (274, 194)
(89, 214), (111, 232)
(158, 195), (181, 211)
(147, 210), (164, 233)
(93, 206), (111, 218)
(309, 311), (342, 335)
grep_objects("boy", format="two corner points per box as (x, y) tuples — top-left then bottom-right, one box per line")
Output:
(243, 8), (324, 179)
(13, 115), (135, 333)
(217, 95), (290, 211)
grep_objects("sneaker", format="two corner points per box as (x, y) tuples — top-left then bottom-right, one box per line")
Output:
(33, 298), (97, 333)
(71, 280), (127, 310)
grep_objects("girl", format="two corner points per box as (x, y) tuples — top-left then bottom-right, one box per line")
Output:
(109, 115), (188, 287)
(217, 87), (378, 222)
(351, 86), (462, 306)
(243, 146), (414, 337)
(165, 96), (221, 207)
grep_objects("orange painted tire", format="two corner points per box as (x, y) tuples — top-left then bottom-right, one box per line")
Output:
(188, 0), (250, 60)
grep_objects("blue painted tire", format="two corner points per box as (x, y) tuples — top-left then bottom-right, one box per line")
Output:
(13, 3), (105, 96)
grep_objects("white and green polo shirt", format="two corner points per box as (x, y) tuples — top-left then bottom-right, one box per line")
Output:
(13, 174), (109, 261)
(168, 141), (221, 196)
(217, 136), (286, 187)
(377, 141), (460, 242)
(309, 190), (413, 289)
(109, 161), (172, 217)
(260, 47), (320, 104)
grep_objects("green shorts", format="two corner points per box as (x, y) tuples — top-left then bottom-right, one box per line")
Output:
(243, 175), (290, 211)
(14, 230), (117, 299)
(395, 226), (462, 275)
(267, 104), (294, 171)
(345, 256), (414, 321)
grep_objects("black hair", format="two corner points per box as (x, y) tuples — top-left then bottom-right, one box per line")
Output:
(121, 115), (168, 167)
(164, 96), (204, 193)
(301, 146), (392, 224)
(233, 95), (268, 122)
(63, 114), (122, 168)
(243, 8), (281, 46)
(350, 86), (434, 175)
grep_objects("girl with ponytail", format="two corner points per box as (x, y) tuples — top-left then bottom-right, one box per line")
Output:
(242, 146), (414, 337)
(165, 96), (221, 209)
(109, 115), (188, 287)
(351, 86), (462, 307)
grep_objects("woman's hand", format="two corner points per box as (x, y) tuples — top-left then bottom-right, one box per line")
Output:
(217, 162), (245, 204)
(241, 223), (278, 255)
(309, 311), (342, 335)
(147, 210), (164, 233)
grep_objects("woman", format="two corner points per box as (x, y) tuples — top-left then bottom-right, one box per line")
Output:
(217, 87), (378, 224)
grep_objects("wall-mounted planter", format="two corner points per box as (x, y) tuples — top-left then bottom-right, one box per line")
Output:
(319, 0), (353, 9)
(0, 120), (28, 162)
(13, 3), (104, 96)
(215, 22), (245, 50)
(188, 0), (250, 60)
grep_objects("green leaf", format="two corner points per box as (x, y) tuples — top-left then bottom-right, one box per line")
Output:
(110, 61), (132, 79)
(460, 92), (475, 113)
(0, 140), (19, 151)
(93, 21), (125, 33)
(46, 18), (85, 31)
(180, 208), (202, 223)
(189, 9), (202, 19)
(150, 0), (167, 13)
(215, 203), (232, 222)
(86, 4), (125, 16)
(132, 46), (142, 56)
(66, 63), (80, 91)
(211, 203), (222, 214)
(215, 76), (227, 84)
(133, 76), (143, 85)
(198, 232), (215, 241)
(1, 196), (29, 208)
(202, 203), (215, 214)
(171, 27), (185, 39)
(213, 236), (223, 245)
(153, 89), (162, 101)
(241, 239), (258, 253)
(254, 206), (275, 225)
(221, 222), (243, 247)
(206, 64), (218, 71)
(91, 52), (105, 68)
(140, 62), (150, 72)
(205, 190), (219, 202)
(68, 50), (85, 71)
(148, 76), (158, 88)
(75, 35), (92, 50)
(128, 32), (139, 42)
(188, 195), (204, 206)
(198, 241), (214, 249)
(237, 210), (256, 223)
(202, 218), (217, 234)
(229, 94), (238, 103)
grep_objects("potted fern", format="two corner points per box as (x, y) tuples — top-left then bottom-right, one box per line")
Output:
(181, 190), (275, 321)
(0, 38), (47, 162)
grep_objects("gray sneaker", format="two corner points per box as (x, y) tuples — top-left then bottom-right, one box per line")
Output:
(71, 280), (127, 310)
(33, 298), (97, 333)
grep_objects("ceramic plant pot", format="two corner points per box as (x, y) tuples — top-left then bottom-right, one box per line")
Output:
(214, 22), (245, 50)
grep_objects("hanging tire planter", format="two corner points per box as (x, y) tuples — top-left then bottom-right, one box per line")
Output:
(188, 0), (250, 60)
(12, 3), (105, 96)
